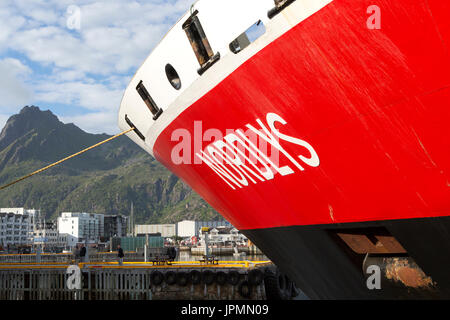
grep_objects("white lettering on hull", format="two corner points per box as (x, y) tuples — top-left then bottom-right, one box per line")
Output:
(195, 112), (320, 189)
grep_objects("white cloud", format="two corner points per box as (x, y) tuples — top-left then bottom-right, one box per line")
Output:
(0, 114), (10, 132)
(8, 1), (190, 76)
(34, 80), (124, 112)
(26, 8), (60, 25)
(0, 58), (32, 77)
(0, 58), (33, 112)
(49, 68), (87, 82)
(0, 0), (192, 134)
(60, 111), (119, 134)
(0, 9), (26, 52)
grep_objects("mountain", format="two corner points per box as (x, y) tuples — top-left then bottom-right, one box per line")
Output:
(0, 106), (220, 223)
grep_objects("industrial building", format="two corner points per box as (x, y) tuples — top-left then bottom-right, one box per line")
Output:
(0, 211), (33, 248)
(33, 220), (58, 248)
(56, 233), (78, 249)
(0, 205), (234, 251)
(134, 220), (233, 239)
(176, 220), (232, 238)
(0, 208), (40, 219)
(57, 212), (104, 244)
(104, 215), (128, 239)
(134, 224), (177, 238)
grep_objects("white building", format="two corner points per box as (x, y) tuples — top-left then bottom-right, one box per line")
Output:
(57, 212), (104, 244)
(177, 220), (232, 238)
(199, 227), (247, 246)
(0, 208), (40, 247)
(0, 208), (40, 218)
(132, 220), (235, 239)
(0, 211), (34, 248)
(33, 220), (61, 249)
(57, 233), (78, 249)
(135, 224), (176, 238)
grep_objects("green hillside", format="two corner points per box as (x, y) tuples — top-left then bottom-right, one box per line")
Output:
(0, 106), (220, 224)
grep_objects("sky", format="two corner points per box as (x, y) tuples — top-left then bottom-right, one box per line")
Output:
(0, 0), (192, 134)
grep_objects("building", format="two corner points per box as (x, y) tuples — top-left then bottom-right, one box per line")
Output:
(0, 208), (40, 219)
(134, 224), (177, 238)
(33, 220), (59, 249)
(57, 212), (104, 244)
(57, 233), (78, 249)
(176, 220), (232, 238)
(0, 211), (33, 248)
(132, 220), (235, 239)
(199, 226), (247, 246)
(104, 215), (128, 239)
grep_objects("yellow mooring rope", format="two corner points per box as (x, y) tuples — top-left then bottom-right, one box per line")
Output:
(0, 127), (135, 191)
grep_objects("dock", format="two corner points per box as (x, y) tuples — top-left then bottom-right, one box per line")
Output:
(0, 252), (286, 300)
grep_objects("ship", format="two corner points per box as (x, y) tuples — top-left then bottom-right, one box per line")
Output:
(118, 0), (450, 299)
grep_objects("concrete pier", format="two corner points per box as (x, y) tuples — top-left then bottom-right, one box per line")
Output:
(0, 259), (279, 300)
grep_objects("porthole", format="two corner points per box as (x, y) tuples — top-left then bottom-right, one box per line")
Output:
(165, 64), (181, 90)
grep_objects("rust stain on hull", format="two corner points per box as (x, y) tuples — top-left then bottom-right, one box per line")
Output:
(385, 258), (434, 289)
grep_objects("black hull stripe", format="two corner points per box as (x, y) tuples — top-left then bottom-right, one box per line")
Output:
(243, 216), (450, 299)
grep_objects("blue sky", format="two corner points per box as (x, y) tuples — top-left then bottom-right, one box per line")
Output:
(0, 0), (191, 134)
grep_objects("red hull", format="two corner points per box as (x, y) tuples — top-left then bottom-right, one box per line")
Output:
(153, 0), (450, 231)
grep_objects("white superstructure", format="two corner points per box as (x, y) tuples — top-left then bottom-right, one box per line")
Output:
(118, 0), (332, 155)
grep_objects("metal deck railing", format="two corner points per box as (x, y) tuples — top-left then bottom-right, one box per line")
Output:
(0, 260), (273, 300)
